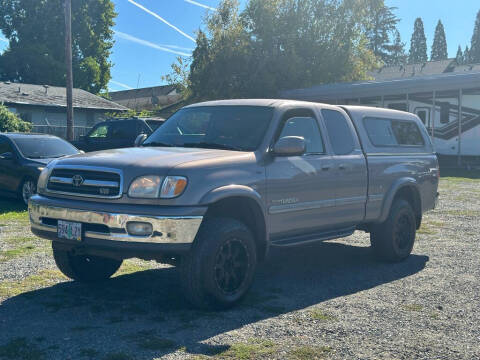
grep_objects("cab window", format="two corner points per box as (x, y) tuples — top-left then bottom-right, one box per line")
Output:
(364, 117), (425, 146)
(89, 124), (109, 138)
(322, 109), (355, 155)
(278, 116), (324, 154)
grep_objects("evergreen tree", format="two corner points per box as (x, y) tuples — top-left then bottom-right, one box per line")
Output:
(470, 10), (480, 63)
(364, 0), (399, 64)
(409, 18), (428, 64)
(431, 20), (448, 60)
(464, 46), (470, 64)
(387, 30), (407, 65)
(456, 45), (464, 64)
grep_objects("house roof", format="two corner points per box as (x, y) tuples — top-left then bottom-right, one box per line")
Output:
(0, 82), (128, 111)
(109, 85), (177, 101)
(281, 60), (480, 101)
(368, 59), (455, 81)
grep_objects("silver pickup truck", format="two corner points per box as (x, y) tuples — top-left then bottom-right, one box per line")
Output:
(29, 99), (439, 309)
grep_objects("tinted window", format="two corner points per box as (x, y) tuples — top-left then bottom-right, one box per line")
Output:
(143, 106), (273, 151)
(279, 116), (324, 154)
(146, 120), (163, 131)
(322, 109), (355, 155)
(0, 138), (14, 155)
(89, 124), (109, 138)
(364, 117), (425, 146)
(12, 137), (79, 159)
(110, 121), (137, 139)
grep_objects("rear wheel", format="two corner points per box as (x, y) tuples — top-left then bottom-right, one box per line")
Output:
(370, 199), (416, 262)
(52, 242), (122, 282)
(180, 217), (257, 309)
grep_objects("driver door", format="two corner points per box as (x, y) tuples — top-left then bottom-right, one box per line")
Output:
(266, 109), (335, 240)
(0, 138), (20, 194)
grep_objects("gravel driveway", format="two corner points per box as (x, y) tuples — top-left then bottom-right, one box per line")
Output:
(0, 176), (479, 360)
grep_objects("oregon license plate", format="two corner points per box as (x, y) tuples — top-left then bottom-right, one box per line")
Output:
(57, 220), (82, 241)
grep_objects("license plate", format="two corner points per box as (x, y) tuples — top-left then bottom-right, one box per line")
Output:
(57, 220), (82, 241)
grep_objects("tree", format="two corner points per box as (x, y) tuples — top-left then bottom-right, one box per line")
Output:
(363, 0), (399, 64)
(470, 10), (480, 63)
(456, 45), (464, 64)
(171, 0), (377, 101)
(431, 20), (448, 61)
(387, 30), (407, 65)
(0, 105), (32, 132)
(464, 46), (470, 63)
(409, 18), (428, 64)
(0, 0), (116, 94)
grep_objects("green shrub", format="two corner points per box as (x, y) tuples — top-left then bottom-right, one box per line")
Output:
(0, 105), (32, 132)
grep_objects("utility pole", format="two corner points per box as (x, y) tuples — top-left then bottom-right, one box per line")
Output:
(65, 0), (74, 141)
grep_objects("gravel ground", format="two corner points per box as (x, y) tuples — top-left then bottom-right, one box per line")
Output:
(0, 177), (479, 360)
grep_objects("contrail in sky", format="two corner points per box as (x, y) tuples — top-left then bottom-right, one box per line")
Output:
(110, 80), (134, 90)
(115, 31), (192, 57)
(127, 0), (196, 43)
(184, 0), (217, 11)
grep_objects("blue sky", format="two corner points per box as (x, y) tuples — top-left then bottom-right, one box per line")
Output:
(0, 0), (479, 92)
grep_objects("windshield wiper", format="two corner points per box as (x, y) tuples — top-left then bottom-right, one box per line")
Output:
(182, 142), (244, 151)
(142, 141), (174, 148)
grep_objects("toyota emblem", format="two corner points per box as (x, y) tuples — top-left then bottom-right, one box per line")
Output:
(72, 175), (84, 187)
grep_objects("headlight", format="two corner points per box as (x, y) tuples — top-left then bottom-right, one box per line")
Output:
(128, 176), (163, 198)
(37, 160), (57, 194)
(160, 176), (188, 198)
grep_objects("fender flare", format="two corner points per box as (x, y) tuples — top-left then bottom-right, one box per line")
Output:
(378, 177), (421, 223)
(200, 184), (265, 212)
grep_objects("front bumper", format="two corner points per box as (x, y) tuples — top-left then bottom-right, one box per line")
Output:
(29, 195), (204, 247)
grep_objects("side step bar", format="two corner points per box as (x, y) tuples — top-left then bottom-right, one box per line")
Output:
(270, 227), (355, 247)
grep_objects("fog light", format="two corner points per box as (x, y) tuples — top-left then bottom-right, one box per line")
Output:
(126, 222), (153, 236)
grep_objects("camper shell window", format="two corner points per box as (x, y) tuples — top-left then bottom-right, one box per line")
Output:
(364, 117), (425, 147)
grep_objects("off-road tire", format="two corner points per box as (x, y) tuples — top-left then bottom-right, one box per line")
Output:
(370, 199), (416, 262)
(52, 242), (122, 282)
(180, 217), (257, 310)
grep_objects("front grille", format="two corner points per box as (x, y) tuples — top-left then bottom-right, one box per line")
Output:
(47, 167), (122, 198)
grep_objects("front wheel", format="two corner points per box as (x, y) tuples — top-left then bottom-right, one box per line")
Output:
(52, 242), (122, 282)
(20, 178), (36, 206)
(370, 199), (416, 262)
(180, 218), (257, 310)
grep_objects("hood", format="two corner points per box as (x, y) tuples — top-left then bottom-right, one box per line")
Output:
(54, 147), (249, 174)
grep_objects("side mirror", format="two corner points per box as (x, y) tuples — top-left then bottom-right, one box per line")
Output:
(272, 136), (306, 157)
(0, 152), (13, 160)
(134, 133), (148, 147)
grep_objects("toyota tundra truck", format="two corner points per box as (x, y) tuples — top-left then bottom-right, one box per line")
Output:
(29, 99), (439, 309)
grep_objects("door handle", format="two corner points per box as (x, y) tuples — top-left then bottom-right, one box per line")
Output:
(321, 166), (330, 171)
(338, 164), (348, 170)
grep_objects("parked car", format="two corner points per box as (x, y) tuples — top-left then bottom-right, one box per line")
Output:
(29, 100), (439, 309)
(71, 118), (164, 152)
(0, 133), (81, 205)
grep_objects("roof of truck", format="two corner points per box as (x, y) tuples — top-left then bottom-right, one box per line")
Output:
(183, 99), (322, 108)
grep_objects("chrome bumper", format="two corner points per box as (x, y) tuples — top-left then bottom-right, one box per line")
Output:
(29, 199), (203, 244)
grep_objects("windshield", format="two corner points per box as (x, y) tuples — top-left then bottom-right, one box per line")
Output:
(142, 106), (274, 151)
(13, 137), (79, 159)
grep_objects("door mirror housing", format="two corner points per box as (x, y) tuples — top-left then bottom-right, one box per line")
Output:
(0, 152), (14, 160)
(134, 133), (148, 147)
(272, 136), (306, 156)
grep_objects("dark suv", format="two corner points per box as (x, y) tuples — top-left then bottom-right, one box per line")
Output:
(72, 118), (164, 152)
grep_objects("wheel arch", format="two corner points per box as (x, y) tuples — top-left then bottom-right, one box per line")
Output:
(201, 186), (268, 261)
(379, 178), (422, 228)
